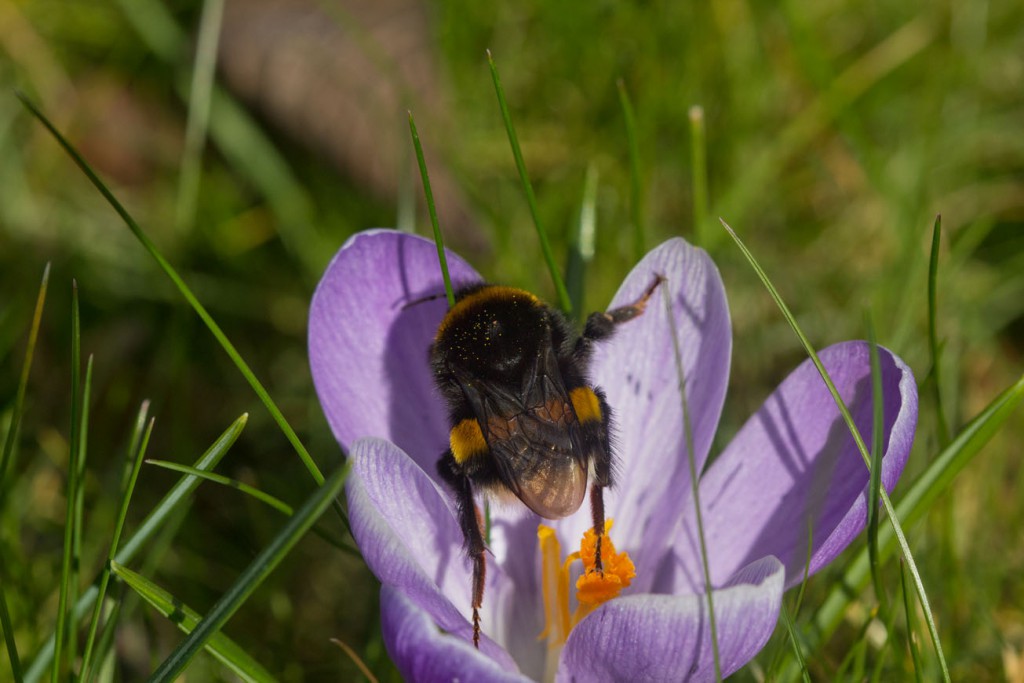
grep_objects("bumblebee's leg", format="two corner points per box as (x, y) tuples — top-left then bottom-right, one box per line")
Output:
(576, 274), (665, 362)
(589, 483), (606, 573)
(438, 451), (487, 648)
(588, 388), (615, 573)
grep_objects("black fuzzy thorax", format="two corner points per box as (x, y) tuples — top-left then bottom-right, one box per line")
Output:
(430, 284), (584, 422)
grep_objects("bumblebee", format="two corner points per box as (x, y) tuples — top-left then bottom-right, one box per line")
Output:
(430, 276), (663, 647)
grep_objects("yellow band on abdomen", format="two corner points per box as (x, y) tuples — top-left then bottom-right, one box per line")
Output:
(570, 387), (602, 424)
(450, 418), (488, 464)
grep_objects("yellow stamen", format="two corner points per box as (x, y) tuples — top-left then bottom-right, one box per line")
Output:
(537, 525), (571, 645)
(537, 520), (636, 656)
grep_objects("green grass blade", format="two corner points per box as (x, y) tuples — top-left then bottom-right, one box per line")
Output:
(721, 219), (950, 681)
(866, 317), (887, 614)
(146, 460), (294, 516)
(175, 0), (225, 233)
(870, 600), (901, 683)
(397, 138), (416, 233)
(24, 415), (247, 683)
(69, 354), (94, 669)
(117, 416), (245, 559)
(792, 519), (814, 618)
(777, 604), (811, 683)
(565, 164), (598, 320)
(120, 401), (152, 491)
(0, 263), (49, 681)
(80, 412), (154, 681)
(617, 79), (645, 263)
(765, 519), (815, 679)
(662, 285), (721, 680)
(486, 50), (571, 312)
(52, 281), (82, 683)
(84, 403), (152, 681)
(926, 215), (951, 448)
(88, 598), (123, 683)
(112, 563), (276, 683)
(900, 559), (925, 682)
(0, 263), (49, 494)
(895, 374), (1024, 527)
(1, 561), (23, 682)
(15, 94), (338, 516)
(145, 460), (357, 555)
(688, 106), (710, 249)
(408, 111), (455, 307)
(147, 462), (350, 682)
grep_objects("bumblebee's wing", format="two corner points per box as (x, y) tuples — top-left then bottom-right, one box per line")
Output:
(455, 345), (588, 519)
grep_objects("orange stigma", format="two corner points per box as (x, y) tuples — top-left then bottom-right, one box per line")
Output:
(574, 521), (636, 610)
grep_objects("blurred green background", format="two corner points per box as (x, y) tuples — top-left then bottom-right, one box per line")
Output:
(1, 0), (1022, 680)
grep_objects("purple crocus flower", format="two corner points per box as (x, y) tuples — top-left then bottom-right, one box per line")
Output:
(308, 230), (918, 682)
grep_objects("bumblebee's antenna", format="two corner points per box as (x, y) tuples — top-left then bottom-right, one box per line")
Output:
(401, 291), (449, 311)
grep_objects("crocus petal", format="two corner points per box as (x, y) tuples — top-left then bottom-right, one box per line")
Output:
(558, 238), (732, 590)
(309, 229), (481, 477)
(558, 556), (784, 682)
(670, 341), (917, 592)
(346, 437), (519, 669)
(381, 585), (533, 683)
